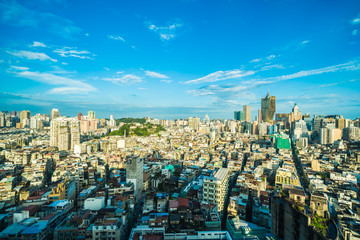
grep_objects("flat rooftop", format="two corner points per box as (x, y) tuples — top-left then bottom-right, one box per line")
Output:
(214, 168), (229, 181)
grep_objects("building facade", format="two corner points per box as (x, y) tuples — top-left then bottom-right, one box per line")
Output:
(261, 92), (276, 123)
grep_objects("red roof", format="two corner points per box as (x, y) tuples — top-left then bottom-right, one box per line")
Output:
(178, 197), (190, 208)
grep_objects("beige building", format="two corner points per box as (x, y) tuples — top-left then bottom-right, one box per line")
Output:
(51, 108), (60, 120)
(243, 105), (251, 122)
(203, 168), (229, 212)
(50, 117), (80, 151)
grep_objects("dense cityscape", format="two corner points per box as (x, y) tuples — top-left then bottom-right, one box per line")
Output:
(0, 92), (359, 240)
(1, 0), (360, 239)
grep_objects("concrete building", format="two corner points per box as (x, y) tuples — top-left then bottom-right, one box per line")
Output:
(261, 92), (276, 123)
(20, 110), (31, 125)
(126, 156), (143, 200)
(88, 111), (95, 119)
(50, 117), (80, 151)
(243, 105), (251, 122)
(51, 108), (60, 120)
(84, 196), (106, 210)
(203, 168), (229, 212)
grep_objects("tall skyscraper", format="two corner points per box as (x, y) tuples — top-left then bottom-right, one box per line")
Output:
(20, 110), (31, 124)
(50, 117), (80, 151)
(88, 111), (95, 119)
(51, 108), (60, 120)
(258, 109), (262, 123)
(234, 111), (245, 121)
(261, 92), (276, 123)
(243, 105), (251, 122)
(126, 156), (143, 200)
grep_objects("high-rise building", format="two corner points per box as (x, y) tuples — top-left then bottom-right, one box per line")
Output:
(0, 112), (5, 127)
(243, 105), (251, 122)
(258, 109), (262, 123)
(20, 110), (31, 125)
(203, 168), (229, 212)
(188, 117), (200, 130)
(78, 112), (83, 120)
(108, 115), (116, 127)
(88, 111), (95, 119)
(320, 127), (342, 145)
(126, 156), (143, 200)
(50, 117), (80, 151)
(261, 92), (276, 123)
(30, 114), (45, 130)
(234, 111), (245, 121)
(51, 108), (60, 120)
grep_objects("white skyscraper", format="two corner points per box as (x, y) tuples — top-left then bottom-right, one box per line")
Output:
(108, 115), (116, 127)
(51, 108), (60, 120)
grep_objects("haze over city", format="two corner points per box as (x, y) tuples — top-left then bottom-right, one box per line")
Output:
(1, 0), (360, 119)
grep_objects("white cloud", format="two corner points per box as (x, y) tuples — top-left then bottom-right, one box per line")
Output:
(266, 54), (276, 60)
(108, 35), (125, 42)
(10, 66), (29, 70)
(8, 68), (96, 94)
(301, 40), (310, 45)
(250, 54), (276, 63)
(31, 41), (47, 47)
(184, 69), (255, 84)
(48, 87), (92, 94)
(265, 59), (360, 82)
(146, 20), (183, 41)
(351, 14), (360, 25)
(250, 58), (262, 63)
(145, 70), (169, 79)
(7, 50), (57, 62)
(104, 67), (110, 71)
(261, 64), (284, 71)
(352, 29), (359, 36)
(160, 79), (173, 83)
(54, 47), (94, 59)
(103, 74), (143, 85)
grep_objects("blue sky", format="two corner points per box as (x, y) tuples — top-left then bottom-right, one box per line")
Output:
(0, 0), (359, 120)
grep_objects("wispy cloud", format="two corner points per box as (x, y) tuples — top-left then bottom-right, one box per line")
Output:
(265, 59), (360, 82)
(184, 69), (255, 84)
(145, 70), (169, 79)
(274, 40), (310, 52)
(30, 41), (47, 47)
(7, 50), (57, 62)
(351, 14), (360, 25)
(260, 64), (284, 71)
(10, 65), (29, 71)
(54, 47), (94, 59)
(103, 74), (143, 85)
(8, 67), (96, 94)
(160, 79), (173, 84)
(145, 20), (183, 41)
(0, 0), (82, 39)
(108, 35), (125, 42)
(250, 58), (261, 63)
(250, 54), (276, 63)
(352, 29), (359, 36)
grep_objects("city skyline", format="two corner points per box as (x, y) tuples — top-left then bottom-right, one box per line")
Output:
(0, 0), (360, 119)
